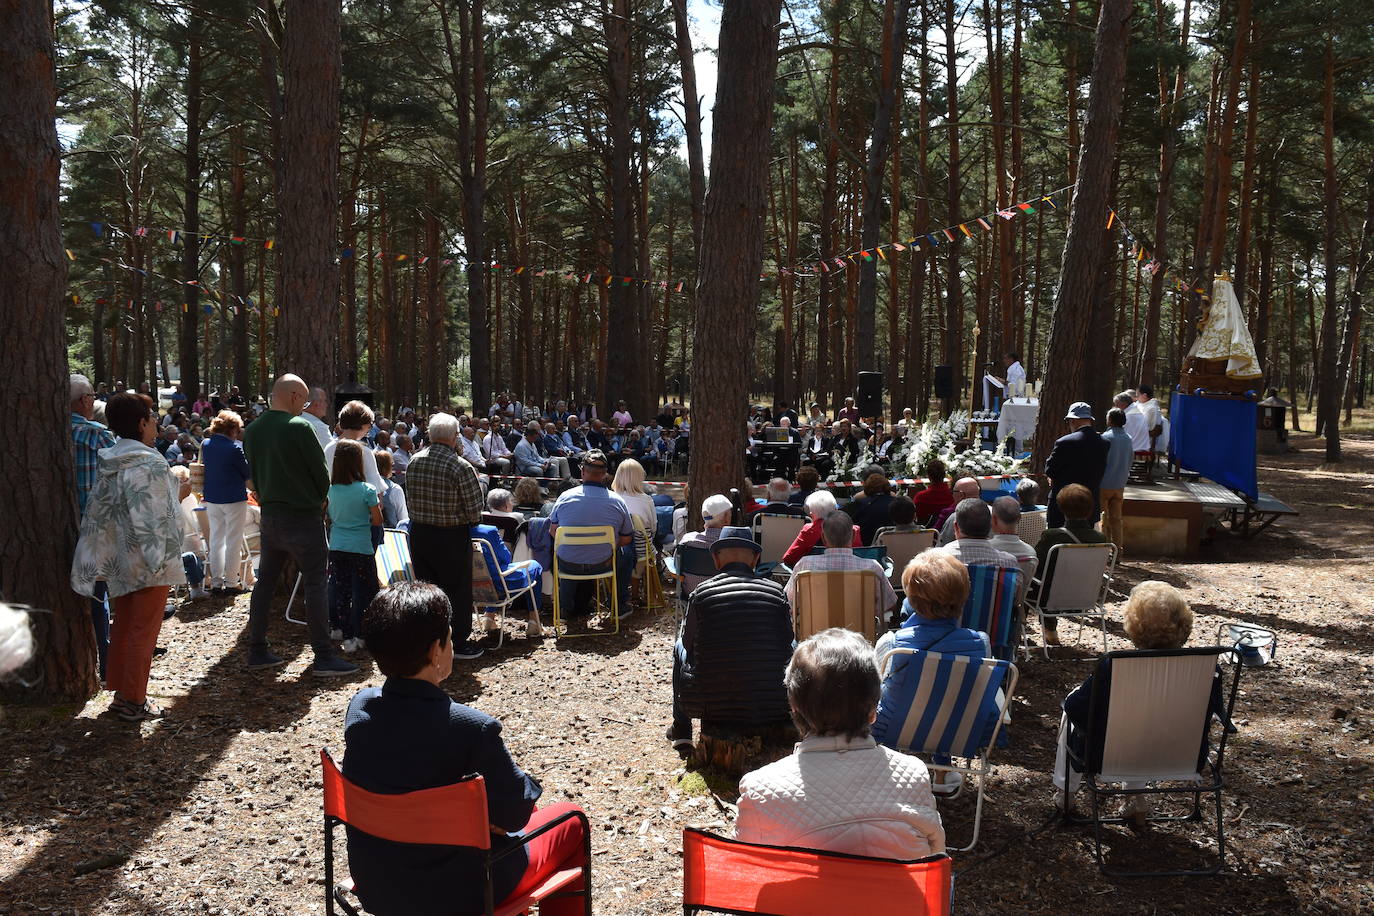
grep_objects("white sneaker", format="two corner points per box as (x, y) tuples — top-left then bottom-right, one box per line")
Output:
(189, 586), (211, 600)
(330, 628), (344, 642)
(341, 638), (364, 653)
(526, 613), (544, 638)
(483, 613), (500, 633)
(931, 771), (965, 799)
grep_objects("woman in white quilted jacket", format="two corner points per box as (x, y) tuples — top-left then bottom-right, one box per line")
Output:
(735, 628), (946, 859)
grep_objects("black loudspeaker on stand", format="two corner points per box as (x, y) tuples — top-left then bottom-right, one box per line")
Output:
(933, 365), (955, 400)
(856, 371), (883, 417)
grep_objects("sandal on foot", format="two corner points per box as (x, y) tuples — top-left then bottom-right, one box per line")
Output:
(113, 697), (164, 722)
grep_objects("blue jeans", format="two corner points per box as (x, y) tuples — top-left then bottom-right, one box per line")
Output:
(182, 552), (204, 587)
(483, 560), (543, 614)
(556, 550), (631, 617)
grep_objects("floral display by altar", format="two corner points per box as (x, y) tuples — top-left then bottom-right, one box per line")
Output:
(902, 410), (1027, 480)
(827, 439), (879, 483)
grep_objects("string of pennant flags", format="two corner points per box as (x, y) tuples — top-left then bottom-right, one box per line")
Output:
(64, 183), (1079, 313)
(1105, 207), (1212, 303)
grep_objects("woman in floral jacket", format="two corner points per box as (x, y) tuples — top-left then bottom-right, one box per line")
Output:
(72, 393), (183, 721)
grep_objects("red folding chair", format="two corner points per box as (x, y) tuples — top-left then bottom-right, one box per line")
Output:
(320, 749), (591, 916)
(681, 827), (951, 916)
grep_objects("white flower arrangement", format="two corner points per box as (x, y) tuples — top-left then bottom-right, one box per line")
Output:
(903, 409), (1027, 480)
(826, 439), (878, 484)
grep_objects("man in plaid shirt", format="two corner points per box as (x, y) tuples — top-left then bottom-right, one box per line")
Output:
(938, 499), (1019, 570)
(785, 510), (899, 622)
(406, 412), (487, 659)
(71, 374), (116, 676)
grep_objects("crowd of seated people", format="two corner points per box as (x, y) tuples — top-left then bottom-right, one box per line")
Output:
(78, 382), (1226, 902)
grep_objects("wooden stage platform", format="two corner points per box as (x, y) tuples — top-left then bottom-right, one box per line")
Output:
(1123, 478), (1297, 556)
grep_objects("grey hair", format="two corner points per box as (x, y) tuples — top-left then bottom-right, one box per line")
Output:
(428, 412), (459, 443)
(70, 373), (93, 402)
(525, 420), (542, 434)
(785, 628), (880, 740)
(486, 488), (513, 511)
(821, 510), (854, 548)
(1114, 391), (1133, 407)
(804, 488), (837, 518)
(1016, 477), (1040, 506)
(953, 497), (992, 539)
(992, 495), (1022, 527)
(767, 477), (791, 501)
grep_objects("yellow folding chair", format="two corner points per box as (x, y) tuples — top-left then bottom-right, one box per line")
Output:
(551, 525), (620, 637)
(791, 569), (881, 643)
(631, 514), (668, 615)
(373, 528), (415, 587)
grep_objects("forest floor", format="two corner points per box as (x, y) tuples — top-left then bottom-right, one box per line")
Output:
(2, 427), (1373, 916)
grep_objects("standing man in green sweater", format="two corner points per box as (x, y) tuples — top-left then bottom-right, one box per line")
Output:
(243, 374), (358, 677)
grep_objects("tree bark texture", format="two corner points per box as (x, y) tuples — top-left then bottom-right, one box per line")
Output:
(856, 0), (910, 377)
(670, 0), (706, 260)
(688, 0), (782, 527)
(179, 10), (202, 403)
(1032, 0), (1132, 467)
(0, 0), (99, 700)
(275, 0), (341, 393)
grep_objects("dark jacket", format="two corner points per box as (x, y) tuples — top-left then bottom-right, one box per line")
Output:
(343, 678), (542, 916)
(842, 492), (896, 546)
(1044, 425), (1110, 527)
(677, 564), (794, 726)
(749, 500), (805, 522)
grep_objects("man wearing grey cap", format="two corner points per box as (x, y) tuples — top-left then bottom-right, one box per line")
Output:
(1044, 401), (1109, 528)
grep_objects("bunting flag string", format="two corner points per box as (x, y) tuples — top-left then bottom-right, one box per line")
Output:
(1104, 206), (1212, 303)
(64, 183), (1073, 301)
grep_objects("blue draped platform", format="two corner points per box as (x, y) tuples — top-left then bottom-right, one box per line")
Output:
(1168, 392), (1258, 500)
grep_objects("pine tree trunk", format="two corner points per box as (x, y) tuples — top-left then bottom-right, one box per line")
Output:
(856, 0), (910, 375)
(275, 0), (341, 392)
(670, 0), (705, 261)
(604, 0), (641, 419)
(942, 0), (964, 405)
(1141, 0), (1191, 386)
(180, 10), (202, 403)
(0, 0), (98, 700)
(688, 0), (782, 527)
(1317, 37), (1341, 458)
(1032, 0), (1132, 466)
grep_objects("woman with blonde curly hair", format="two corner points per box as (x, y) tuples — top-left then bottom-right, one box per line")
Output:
(872, 551), (994, 797)
(1054, 580), (1228, 818)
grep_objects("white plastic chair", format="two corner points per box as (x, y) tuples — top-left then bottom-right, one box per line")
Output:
(1024, 542), (1116, 658)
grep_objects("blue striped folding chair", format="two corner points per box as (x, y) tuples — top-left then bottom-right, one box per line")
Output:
(875, 649), (1019, 851)
(472, 539), (539, 649)
(373, 529), (414, 587)
(961, 565), (1022, 661)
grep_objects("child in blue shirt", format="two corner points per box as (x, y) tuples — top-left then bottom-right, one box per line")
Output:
(328, 439), (382, 652)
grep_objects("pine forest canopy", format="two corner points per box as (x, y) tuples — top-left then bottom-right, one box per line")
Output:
(55, 0), (1374, 453)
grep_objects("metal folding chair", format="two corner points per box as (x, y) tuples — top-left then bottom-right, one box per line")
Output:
(873, 527), (938, 586)
(791, 569), (882, 642)
(320, 749), (591, 916)
(472, 538), (539, 649)
(1060, 648), (1242, 876)
(875, 648), (1019, 851)
(1024, 542), (1116, 658)
(550, 525), (620, 636)
(631, 515), (668, 614)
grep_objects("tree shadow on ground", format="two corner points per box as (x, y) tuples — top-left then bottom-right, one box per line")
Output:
(0, 596), (342, 914)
